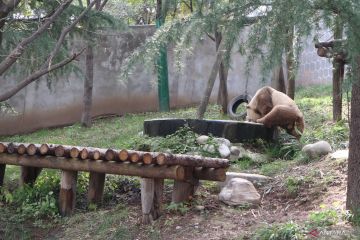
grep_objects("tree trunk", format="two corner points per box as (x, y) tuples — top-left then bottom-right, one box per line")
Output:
(81, 44), (94, 127)
(196, 44), (224, 119)
(215, 31), (229, 114)
(271, 64), (286, 93)
(285, 26), (295, 99)
(346, 58), (360, 217)
(81, 0), (103, 127)
(332, 16), (344, 122)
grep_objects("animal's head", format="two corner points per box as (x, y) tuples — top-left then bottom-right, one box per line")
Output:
(246, 104), (262, 122)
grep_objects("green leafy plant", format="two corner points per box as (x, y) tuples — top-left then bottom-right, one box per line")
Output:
(308, 208), (339, 227)
(165, 202), (190, 215)
(253, 221), (305, 240)
(285, 176), (303, 197)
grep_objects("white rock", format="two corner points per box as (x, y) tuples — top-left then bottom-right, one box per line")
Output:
(218, 144), (231, 158)
(219, 178), (260, 206)
(203, 144), (215, 153)
(331, 150), (349, 160)
(218, 172), (272, 189)
(195, 205), (205, 211)
(196, 135), (209, 145)
(176, 226), (182, 230)
(230, 146), (241, 156)
(215, 138), (231, 147)
(302, 141), (332, 159)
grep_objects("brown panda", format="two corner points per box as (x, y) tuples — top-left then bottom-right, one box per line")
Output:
(246, 86), (305, 139)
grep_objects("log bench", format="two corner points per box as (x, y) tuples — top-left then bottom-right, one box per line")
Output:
(0, 142), (229, 224)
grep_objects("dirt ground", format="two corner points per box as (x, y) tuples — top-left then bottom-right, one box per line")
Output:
(45, 153), (358, 240)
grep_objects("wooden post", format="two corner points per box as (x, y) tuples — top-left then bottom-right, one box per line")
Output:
(141, 178), (164, 224)
(20, 166), (41, 186)
(0, 164), (5, 187)
(59, 170), (78, 216)
(88, 172), (105, 206)
(141, 178), (154, 224)
(172, 167), (199, 203)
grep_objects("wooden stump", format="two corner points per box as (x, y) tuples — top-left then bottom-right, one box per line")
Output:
(172, 167), (199, 203)
(59, 170), (78, 216)
(20, 166), (42, 186)
(88, 172), (105, 206)
(141, 178), (164, 224)
(0, 164), (5, 187)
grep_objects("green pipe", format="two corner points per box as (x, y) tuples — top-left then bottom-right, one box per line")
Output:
(156, 18), (170, 112)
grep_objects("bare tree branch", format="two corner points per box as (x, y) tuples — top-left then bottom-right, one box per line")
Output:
(0, 49), (85, 102)
(0, 0), (73, 76)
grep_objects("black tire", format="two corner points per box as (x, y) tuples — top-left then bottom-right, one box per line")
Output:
(227, 94), (252, 120)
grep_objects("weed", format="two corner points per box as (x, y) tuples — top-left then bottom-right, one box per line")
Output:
(308, 207), (339, 227)
(285, 176), (303, 197)
(166, 202), (190, 215)
(253, 221), (305, 240)
(260, 160), (293, 176)
(232, 155), (259, 170)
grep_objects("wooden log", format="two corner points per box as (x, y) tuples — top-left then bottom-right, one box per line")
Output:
(143, 153), (157, 165)
(17, 144), (27, 155)
(0, 154), (186, 180)
(118, 149), (129, 161)
(172, 167), (199, 203)
(59, 170), (78, 216)
(118, 149), (142, 162)
(156, 153), (230, 168)
(0, 142), (7, 153)
(105, 149), (118, 161)
(7, 143), (16, 154)
(88, 172), (105, 206)
(86, 147), (102, 160)
(20, 166), (42, 186)
(26, 144), (37, 156)
(141, 178), (154, 224)
(0, 164), (5, 187)
(39, 144), (50, 155)
(80, 148), (88, 159)
(193, 167), (227, 182)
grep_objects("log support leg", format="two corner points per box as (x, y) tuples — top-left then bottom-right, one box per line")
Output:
(20, 166), (42, 186)
(0, 164), (5, 187)
(141, 178), (164, 224)
(172, 167), (199, 203)
(59, 170), (78, 216)
(88, 172), (105, 206)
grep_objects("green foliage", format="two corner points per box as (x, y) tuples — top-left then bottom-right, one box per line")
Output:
(0, 170), (60, 219)
(308, 208), (340, 227)
(253, 221), (305, 240)
(232, 155), (259, 170)
(285, 176), (303, 196)
(1, 1), (125, 87)
(260, 160), (293, 176)
(166, 202), (190, 215)
(131, 126), (222, 158)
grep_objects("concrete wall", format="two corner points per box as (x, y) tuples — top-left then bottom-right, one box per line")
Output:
(0, 25), (332, 135)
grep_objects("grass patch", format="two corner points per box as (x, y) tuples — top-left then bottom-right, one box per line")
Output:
(260, 160), (294, 176)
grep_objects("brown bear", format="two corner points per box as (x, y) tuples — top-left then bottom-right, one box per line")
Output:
(246, 86), (305, 139)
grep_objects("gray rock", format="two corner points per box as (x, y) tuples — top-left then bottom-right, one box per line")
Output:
(219, 178), (260, 206)
(196, 135), (209, 145)
(302, 141), (332, 159)
(215, 138), (231, 147)
(218, 144), (231, 158)
(230, 146), (241, 156)
(218, 172), (272, 189)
